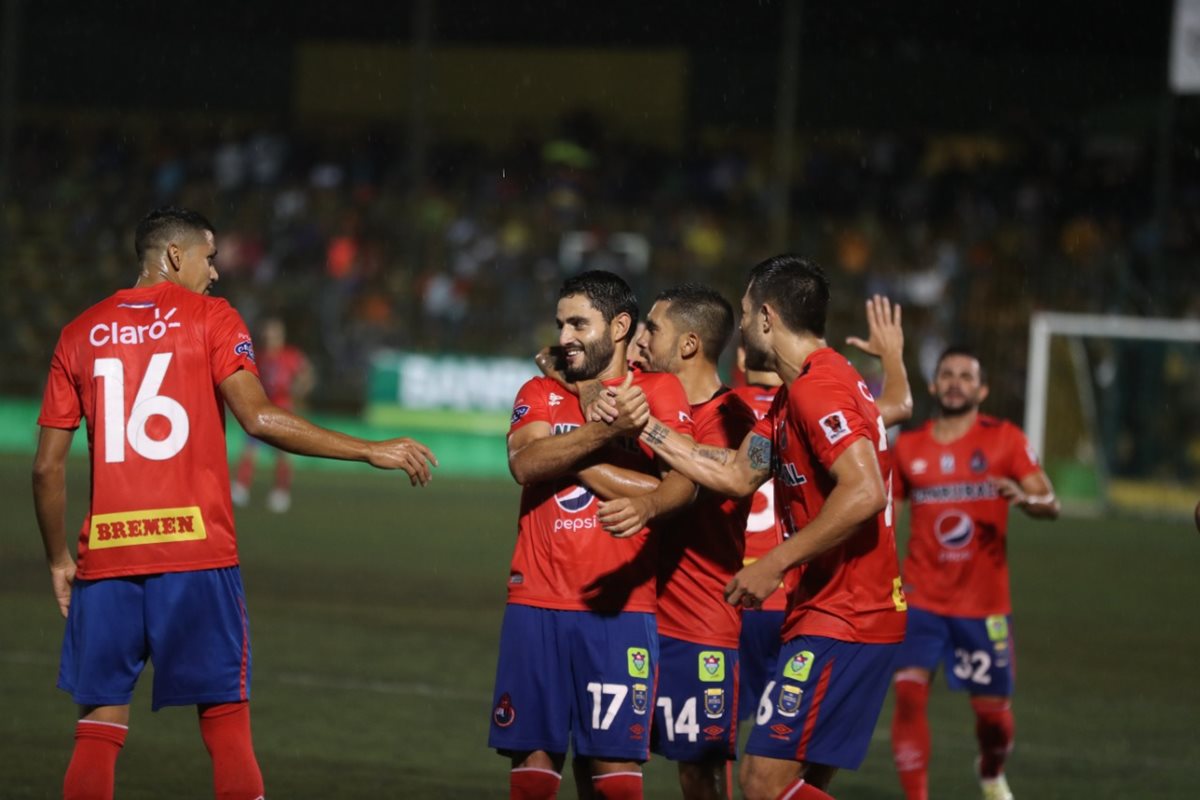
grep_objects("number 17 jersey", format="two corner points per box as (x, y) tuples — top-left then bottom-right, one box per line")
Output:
(38, 281), (259, 580)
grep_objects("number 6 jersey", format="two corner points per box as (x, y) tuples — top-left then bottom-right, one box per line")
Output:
(38, 281), (259, 579)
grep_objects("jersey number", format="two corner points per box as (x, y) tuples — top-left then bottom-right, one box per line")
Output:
(587, 682), (628, 731)
(756, 680), (777, 725)
(94, 354), (189, 463)
(656, 696), (700, 743)
(952, 649), (992, 685)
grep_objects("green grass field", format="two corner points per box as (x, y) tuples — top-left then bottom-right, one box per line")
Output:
(2, 453), (1198, 798)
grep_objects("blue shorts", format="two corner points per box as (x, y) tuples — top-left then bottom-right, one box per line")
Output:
(745, 636), (898, 770)
(58, 567), (251, 711)
(489, 604), (658, 761)
(895, 606), (1015, 696)
(650, 635), (739, 762)
(738, 609), (785, 722)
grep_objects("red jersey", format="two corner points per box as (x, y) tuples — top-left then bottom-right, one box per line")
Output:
(258, 345), (306, 409)
(657, 388), (756, 648)
(730, 384), (787, 613)
(37, 282), (259, 580)
(506, 371), (694, 614)
(752, 348), (906, 644)
(894, 415), (1041, 617)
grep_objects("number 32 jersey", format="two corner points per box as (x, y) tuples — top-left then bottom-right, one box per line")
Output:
(38, 281), (259, 580)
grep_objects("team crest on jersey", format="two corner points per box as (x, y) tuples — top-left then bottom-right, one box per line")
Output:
(511, 404), (531, 424)
(940, 454), (956, 473)
(777, 684), (803, 717)
(698, 652), (725, 682)
(784, 651), (814, 682)
(627, 648), (650, 678)
(704, 687), (725, 719)
(970, 449), (988, 473)
(818, 411), (851, 445)
(631, 683), (649, 715)
(234, 340), (256, 363)
(493, 693), (517, 727)
(857, 380), (875, 402)
(934, 510), (974, 549)
(554, 485), (595, 513)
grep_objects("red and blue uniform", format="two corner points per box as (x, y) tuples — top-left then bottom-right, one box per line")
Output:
(744, 348), (906, 769)
(490, 371), (694, 760)
(39, 281), (258, 708)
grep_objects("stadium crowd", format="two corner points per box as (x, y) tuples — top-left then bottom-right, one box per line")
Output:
(5, 117), (1198, 420)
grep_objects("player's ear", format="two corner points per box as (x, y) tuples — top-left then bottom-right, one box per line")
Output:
(681, 331), (699, 359)
(611, 311), (632, 343)
(977, 383), (990, 404)
(165, 242), (182, 271)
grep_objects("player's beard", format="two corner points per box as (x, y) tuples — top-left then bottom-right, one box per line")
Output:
(742, 333), (773, 372)
(936, 391), (978, 417)
(564, 337), (616, 382)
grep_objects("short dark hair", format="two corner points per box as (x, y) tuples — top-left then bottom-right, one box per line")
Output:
(559, 270), (639, 343)
(135, 206), (215, 262)
(935, 346), (988, 384)
(745, 254), (830, 337)
(655, 283), (734, 362)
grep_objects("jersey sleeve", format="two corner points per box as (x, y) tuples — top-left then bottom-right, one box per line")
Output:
(892, 432), (913, 500)
(37, 335), (82, 430)
(509, 377), (550, 433)
(1004, 422), (1041, 481)
(791, 377), (872, 471)
(646, 373), (694, 438)
(207, 299), (259, 386)
(695, 392), (758, 450)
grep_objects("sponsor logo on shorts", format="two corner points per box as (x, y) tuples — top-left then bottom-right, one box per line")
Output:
(986, 615), (1009, 643)
(631, 683), (648, 715)
(698, 651), (725, 682)
(704, 687), (725, 719)
(492, 693), (516, 727)
(628, 722), (645, 740)
(627, 648), (650, 679)
(769, 723), (793, 740)
(777, 684), (803, 717)
(818, 411), (851, 445)
(511, 404), (531, 425)
(784, 650), (814, 682)
(88, 506), (206, 550)
(703, 724), (725, 741)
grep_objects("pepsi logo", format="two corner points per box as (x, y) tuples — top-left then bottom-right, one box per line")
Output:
(554, 485), (596, 513)
(934, 510), (974, 549)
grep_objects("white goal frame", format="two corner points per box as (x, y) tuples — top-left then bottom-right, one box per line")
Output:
(1024, 311), (1200, 460)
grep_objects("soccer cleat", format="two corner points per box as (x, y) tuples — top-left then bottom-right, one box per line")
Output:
(231, 483), (250, 507)
(267, 488), (291, 513)
(976, 759), (1013, 800)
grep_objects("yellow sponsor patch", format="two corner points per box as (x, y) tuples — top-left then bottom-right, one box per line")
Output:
(892, 576), (908, 611)
(986, 615), (1009, 643)
(88, 506), (207, 549)
(698, 651), (725, 682)
(783, 650), (815, 682)
(627, 647), (650, 679)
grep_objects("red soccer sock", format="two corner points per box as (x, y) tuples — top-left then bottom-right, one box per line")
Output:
(971, 696), (1015, 779)
(510, 767), (562, 799)
(591, 771), (642, 799)
(273, 456), (292, 492)
(235, 451), (256, 488)
(198, 702), (264, 800)
(892, 677), (931, 800)
(775, 778), (835, 799)
(63, 720), (127, 800)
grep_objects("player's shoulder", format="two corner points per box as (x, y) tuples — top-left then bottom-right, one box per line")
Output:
(976, 414), (1022, 437)
(515, 374), (557, 397)
(635, 369), (684, 391)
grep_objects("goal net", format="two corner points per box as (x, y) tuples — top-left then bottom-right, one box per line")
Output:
(1024, 312), (1200, 517)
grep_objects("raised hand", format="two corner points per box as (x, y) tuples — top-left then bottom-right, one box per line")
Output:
(845, 295), (904, 360)
(367, 438), (439, 486)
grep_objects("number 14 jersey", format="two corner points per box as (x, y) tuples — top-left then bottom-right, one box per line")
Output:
(38, 281), (259, 580)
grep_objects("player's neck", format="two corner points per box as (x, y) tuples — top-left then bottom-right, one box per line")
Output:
(676, 362), (724, 406)
(774, 335), (825, 384)
(931, 410), (978, 443)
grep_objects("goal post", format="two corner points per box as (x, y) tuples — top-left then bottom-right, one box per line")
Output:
(1025, 311), (1200, 517)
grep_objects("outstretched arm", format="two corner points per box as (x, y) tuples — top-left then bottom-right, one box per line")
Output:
(995, 470), (1060, 519)
(725, 437), (887, 607)
(32, 426), (76, 618)
(638, 418), (771, 498)
(845, 295), (913, 427)
(220, 369), (438, 486)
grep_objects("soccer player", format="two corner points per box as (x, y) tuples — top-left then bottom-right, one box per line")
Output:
(232, 316), (315, 512)
(604, 254), (907, 799)
(32, 207), (437, 800)
(736, 295), (913, 734)
(489, 270), (697, 800)
(888, 347), (1059, 800)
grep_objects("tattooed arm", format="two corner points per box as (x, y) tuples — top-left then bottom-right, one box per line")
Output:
(638, 415), (771, 498)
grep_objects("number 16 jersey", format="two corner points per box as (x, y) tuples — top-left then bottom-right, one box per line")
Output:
(38, 281), (259, 580)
